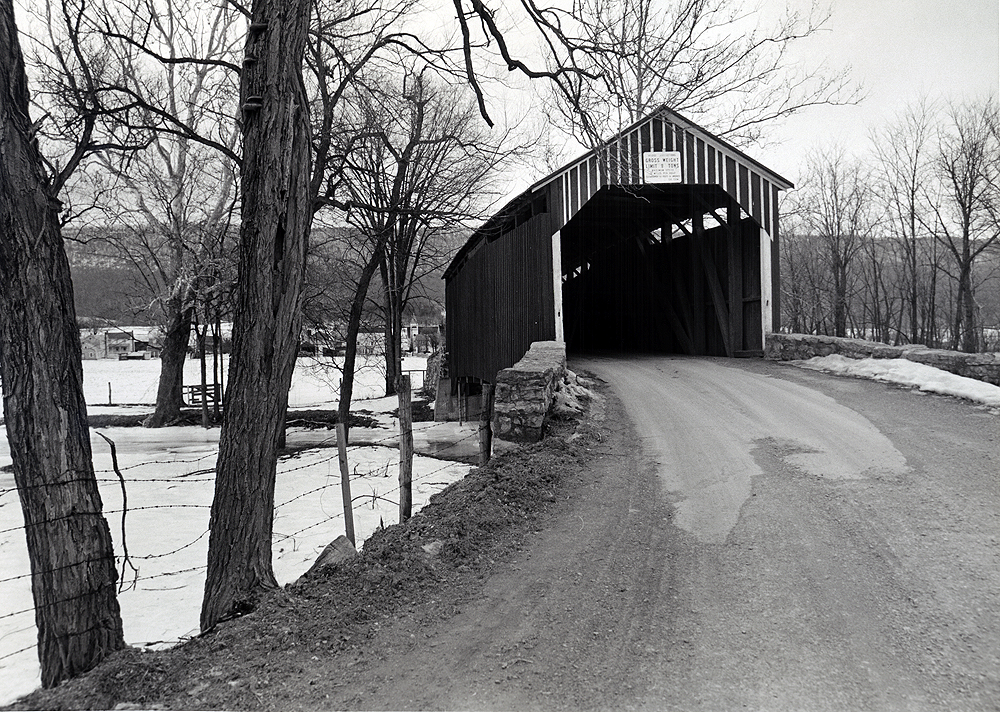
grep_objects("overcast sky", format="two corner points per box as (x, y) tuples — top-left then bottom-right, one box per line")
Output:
(11, 0), (997, 196)
(758, 0), (1000, 183)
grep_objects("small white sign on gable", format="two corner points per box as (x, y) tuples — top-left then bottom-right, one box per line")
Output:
(643, 151), (682, 184)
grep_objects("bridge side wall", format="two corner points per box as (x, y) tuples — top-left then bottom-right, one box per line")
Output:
(492, 341), (567, 443)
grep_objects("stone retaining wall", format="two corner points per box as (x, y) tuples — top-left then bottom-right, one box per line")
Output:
(492, 341), (567, 443)
(765, 333), (1000, 386)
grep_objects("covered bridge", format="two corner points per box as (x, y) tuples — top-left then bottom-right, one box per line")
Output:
(442, 106), (793, 401)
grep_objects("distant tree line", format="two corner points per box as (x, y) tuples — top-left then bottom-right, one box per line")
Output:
(781, 98), (1000, 353)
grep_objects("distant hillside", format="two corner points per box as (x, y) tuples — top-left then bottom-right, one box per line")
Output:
(64, 239), (156, 325)
(63, 223), (464, 328)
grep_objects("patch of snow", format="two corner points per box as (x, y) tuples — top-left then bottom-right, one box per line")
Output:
(796, 355), (1000, 409)
(552, 369), (596, 416)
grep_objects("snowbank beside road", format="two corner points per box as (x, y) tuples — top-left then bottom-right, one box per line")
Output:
(796, 355), (1000, 408)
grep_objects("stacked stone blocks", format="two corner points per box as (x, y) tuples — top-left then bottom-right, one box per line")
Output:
(492, 341), (567, 443)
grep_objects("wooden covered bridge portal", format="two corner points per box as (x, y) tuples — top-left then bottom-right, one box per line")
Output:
(443, 107), (793, 394)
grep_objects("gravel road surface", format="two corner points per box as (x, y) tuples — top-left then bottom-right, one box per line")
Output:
(333, 355), (1000, 711)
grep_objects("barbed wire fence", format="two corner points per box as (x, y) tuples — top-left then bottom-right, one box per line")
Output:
(0, 417), (482, 667)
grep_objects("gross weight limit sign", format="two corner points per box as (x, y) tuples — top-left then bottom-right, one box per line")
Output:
(643, 151), (682, 183)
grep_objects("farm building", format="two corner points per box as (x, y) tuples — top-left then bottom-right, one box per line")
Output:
(442, 106), (793, 400)
(79, 327), (163, 360)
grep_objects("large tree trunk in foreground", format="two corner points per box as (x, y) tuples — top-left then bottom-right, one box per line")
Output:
(0, 1), (125, 686)
(201, 0), (313, 631)
(144, 296), (193, 427)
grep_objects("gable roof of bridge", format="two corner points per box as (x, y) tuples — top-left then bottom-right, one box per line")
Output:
(536, 105), (793, 235)
(445, 106), (793, 280)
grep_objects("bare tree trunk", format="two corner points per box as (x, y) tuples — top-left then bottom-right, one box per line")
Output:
(338, 246), (383, 443)
(0, 1), (124, 686)
(384, 318), (396, 396)
(380, 257), (398, 397)
(145, 296), (193, 427)
(386, 296), (403, 396)
(382, 284), (405, 397)
(907, 222), (919, 343)
(957, 261), (979, 352)
(833, 261), (849, 338)
(923, 242), (940, 346)
(212, 316), (221, 420)
(201, 0), (312, 632)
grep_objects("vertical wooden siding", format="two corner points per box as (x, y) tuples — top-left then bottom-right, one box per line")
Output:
(446, 214), (556, 385)
(741, 219), (763, 351)
(553, 112), (784, 240)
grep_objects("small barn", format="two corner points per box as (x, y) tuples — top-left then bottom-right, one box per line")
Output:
(443, 106), (793, 400)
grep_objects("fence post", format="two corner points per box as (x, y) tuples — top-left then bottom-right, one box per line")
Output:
(398, 374), (413, 522)
(479, 383), (494, 466)
(336, 422), (355, 546)
(197, 321), (210, 429)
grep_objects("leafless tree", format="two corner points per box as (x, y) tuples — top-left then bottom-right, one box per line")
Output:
(26, 0), (242, 426)
(22, 0), (240, 426)
(925, 99), (1000, 353)
(302, 223), (386, 439)
(0, 0), (125, 687)
(540, 0), (861, 150)
(300, 0), (444, 429)
(338, 71), (517, 396)
(788, 146), (874, 337)
(871, 99), (941, 345)
(96, 0), (241, 424)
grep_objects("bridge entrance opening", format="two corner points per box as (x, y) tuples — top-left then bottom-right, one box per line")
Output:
(560, 184), (766, 357)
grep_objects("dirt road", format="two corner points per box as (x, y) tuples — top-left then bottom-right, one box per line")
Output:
(330, 355), (1000, 711)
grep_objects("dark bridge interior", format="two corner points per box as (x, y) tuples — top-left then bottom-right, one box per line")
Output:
(560, 184), (763, 357)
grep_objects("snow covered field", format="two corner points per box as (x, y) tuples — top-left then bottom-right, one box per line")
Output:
(77, 352), (425, 411)
(0, 355), (475, 705)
